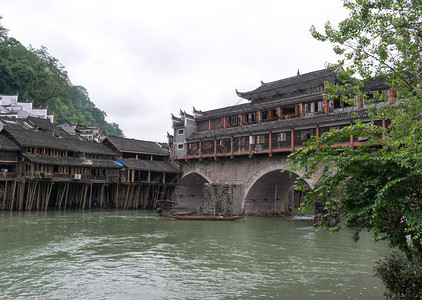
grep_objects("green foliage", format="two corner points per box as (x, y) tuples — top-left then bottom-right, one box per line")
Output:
(0, 17), (123, 137)
(288, 0), (422, 267)
(374, 252), (422, 299)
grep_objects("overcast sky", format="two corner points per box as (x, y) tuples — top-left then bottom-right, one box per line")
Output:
(0, 0), (348, 141)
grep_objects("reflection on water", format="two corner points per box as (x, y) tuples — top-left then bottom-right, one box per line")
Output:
(0, 210), (389, 299)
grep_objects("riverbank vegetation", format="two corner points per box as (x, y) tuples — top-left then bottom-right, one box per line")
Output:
(0, 18), (123, 137)
(287, 0), (421, 298)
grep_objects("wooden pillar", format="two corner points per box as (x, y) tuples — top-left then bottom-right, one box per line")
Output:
(172, 144), (175, 161)
(230, 136), (234, 159)
(350, 121), (354, 146)
(199, 140), (202, 161)
(148, 171), (151, 183)
(208, 119), (211, 131)
(316, 125), (320, 137)
(100, 184), (104, 208)
(213, 138), (217, 160)
(291, 129), (295, 151)
(63, 183), (69, 210)
(269, 132), (272, 157)
(249, 136), (252, 158)
(44, 183), (53, 211)
(2, 180), (8, 210)
(88, 183), (93, 209)
(185, 143), (188, 161)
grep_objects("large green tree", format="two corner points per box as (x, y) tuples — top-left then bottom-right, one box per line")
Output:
(288, 2), (422, 296)
(288, 0), (421, 261)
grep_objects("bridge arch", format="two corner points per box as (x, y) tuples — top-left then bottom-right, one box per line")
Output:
(174, 171), (210, 210)
(243, 162), (311, 216)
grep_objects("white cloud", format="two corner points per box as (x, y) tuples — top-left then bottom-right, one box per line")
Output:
(0, 0), (348, 141)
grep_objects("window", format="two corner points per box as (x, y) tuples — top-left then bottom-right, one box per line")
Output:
(178, 129), (184, 135)
(278, 132), (287, 142)
(239, 137), (246, 146)
(257, 135), (265, 144)
(177, 144), (184, 150)
(261, 110), (268, 120)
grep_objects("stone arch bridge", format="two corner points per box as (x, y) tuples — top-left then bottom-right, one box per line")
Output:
(173, 154), (319, 216)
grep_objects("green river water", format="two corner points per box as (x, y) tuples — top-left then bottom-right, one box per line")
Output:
(0, 210), (390, 299)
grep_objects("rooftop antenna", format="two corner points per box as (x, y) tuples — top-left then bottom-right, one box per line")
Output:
(297, 69), (300, 76)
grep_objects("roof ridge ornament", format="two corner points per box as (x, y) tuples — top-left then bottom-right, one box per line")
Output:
(297, 69), (300, 76)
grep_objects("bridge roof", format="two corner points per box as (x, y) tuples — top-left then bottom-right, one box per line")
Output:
(236, 67), (340, 101)
(186, 109), (369, 141)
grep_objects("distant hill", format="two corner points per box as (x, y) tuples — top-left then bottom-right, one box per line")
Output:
(0, 18), (123, 137)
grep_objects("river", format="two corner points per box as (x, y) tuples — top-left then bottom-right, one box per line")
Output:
(0, 210), (389, 299)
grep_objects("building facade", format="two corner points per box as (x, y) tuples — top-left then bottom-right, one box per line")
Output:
(0, 117), (180, 211)
(169, 67), (390, 215)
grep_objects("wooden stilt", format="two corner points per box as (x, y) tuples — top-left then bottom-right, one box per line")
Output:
(2, 180), (8, 210)
(82, 183), (88, 209)
(10, 180), (17, 210)
(100, 184), (104, 208)
(44, 183), (53, 210)
(63, 183), (69, 210)
(88, 183), (93, 209)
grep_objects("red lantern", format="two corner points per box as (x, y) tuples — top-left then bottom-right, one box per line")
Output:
(389, 88), (394, 98)
(276, 107), (280, 116)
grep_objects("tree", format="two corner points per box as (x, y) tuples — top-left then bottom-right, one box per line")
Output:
(288, 0), (422, 263)
(288, 2), (422, 296)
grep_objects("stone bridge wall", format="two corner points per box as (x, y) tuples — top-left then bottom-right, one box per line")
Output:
(176, 154), (321, 215)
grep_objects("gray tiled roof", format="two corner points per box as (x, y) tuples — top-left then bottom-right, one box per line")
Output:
(105, 136), (169, 156)
(23, 153), (122, 168)
(236, 68), (339, 100)
(0, 134), (19, 151)
(187, 110), (369, 141)
(118, 158), (181, 173)
(6, 128), (117, 156)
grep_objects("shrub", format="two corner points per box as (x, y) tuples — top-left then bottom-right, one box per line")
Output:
(374, 252), (422, 299)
